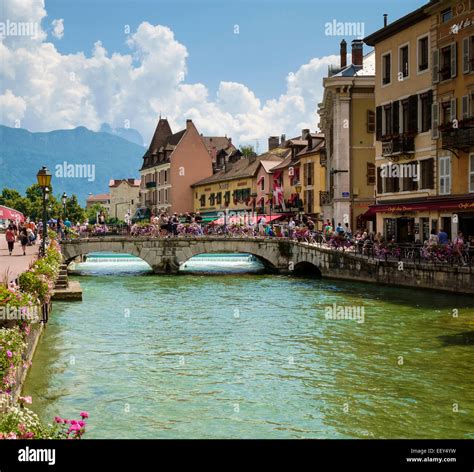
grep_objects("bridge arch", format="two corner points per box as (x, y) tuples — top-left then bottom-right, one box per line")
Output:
(293, 261), (322, 278)
(61, 239), (157, 269)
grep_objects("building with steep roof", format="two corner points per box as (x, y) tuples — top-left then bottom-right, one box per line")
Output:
(139, 118), (213, 215)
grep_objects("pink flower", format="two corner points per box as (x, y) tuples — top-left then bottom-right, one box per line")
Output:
(70, 420), (77, 425)
(6, 350), (12, 358)
(78, 420), (85, 427)
(19, 396), (32, 404)
(68, 424), (81, 432)
(80, 411), (89, 419)
(54, 416), (63, 423)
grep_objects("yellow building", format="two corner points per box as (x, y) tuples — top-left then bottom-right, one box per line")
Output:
(318, 39), (376, 231)
(296, 133), (327, 220)
(364, 0), (474, 242)
(191, 152), (284, 219)
(429, 0), (474, 239)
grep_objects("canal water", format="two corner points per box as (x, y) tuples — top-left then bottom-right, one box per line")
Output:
(23, 253), (474, 438)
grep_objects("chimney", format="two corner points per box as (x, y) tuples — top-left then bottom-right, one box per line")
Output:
(280, 134), (286, 146)
(340, 39), (347, 69)
(383, 13), (388, 27)
(268, 136), (280, 151)
(351, 39), (363, 67)
(302, 128), (310, 139)
(186, 119), (193, 129)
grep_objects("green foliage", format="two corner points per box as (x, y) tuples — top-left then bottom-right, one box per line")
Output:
(18, 272), (49, 303)
(239, 145), (257, 157)
(0, 185), (86, 223)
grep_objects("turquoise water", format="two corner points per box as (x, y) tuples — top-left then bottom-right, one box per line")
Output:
(23, 254), (474, 438)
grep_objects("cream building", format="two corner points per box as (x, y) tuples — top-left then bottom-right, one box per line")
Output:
(109, 179), (141, 220)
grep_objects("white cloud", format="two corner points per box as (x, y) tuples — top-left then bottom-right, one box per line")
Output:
(0, 0), (337, 148)
(51, 19), (64, 39)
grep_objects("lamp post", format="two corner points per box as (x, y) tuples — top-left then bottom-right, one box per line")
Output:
(61, 192), (67, 219)
(295, 184), (302, 219)
(36, 166), (52, 257)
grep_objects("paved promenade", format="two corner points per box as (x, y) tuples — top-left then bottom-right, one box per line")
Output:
(0, 236), (39, 283)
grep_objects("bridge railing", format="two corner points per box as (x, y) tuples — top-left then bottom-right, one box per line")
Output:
(62, 227), (473, 267)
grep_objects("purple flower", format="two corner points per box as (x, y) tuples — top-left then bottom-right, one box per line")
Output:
(6, 350), (12, 358)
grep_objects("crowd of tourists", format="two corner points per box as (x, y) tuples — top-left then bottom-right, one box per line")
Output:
(3, 210), (473, 265)
(4, 220), (38, 256)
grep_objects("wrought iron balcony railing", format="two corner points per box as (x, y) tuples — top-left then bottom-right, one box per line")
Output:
(145, 181), (157, 188)
(441, 127), (474, 150)
(381, 135), (415, 157)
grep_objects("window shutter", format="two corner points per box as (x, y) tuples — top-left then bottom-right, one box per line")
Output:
(392, 101), (400, 134)
(463, 37), (470, 74)
(376, 106), (382, 139)
(451, 42), (457, 78)
(427, 159), (434, 189)
(432, 49), (439, 84)
(431, 102), (439, 139)
(367, 163), (376, 185)
(450, 98), (457, 122)
(408, 95), (418, 133)
(377, 167), (383, 194)
(462, 95), (470, 119)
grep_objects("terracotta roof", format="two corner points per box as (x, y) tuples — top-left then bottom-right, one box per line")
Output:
(87, 193), (110, 201)
(202, 136), (235, 152)
(296, 136), (325, 157)
(191, 152), (284, 187)
(271, 155), (297, 171)
(109, 179), (140, 188)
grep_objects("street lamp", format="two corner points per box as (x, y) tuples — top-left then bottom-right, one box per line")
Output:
(61, 192), (67, 219)
(36, 166), (52, 257)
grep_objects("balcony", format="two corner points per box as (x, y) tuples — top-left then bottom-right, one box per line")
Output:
(441, 127), (474, 151)
(381, 135), (415, 158)
(145, 181), (156, 188)
(319, 191), (332, 206)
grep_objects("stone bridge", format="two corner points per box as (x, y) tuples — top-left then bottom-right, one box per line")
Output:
(60, 236), (473, 294)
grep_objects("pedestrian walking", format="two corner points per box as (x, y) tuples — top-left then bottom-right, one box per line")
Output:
(5, 225), (15, 255)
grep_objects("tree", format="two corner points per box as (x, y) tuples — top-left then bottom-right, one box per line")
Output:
(64, 195), (86, 223)
(239, 145), (257, 158)
(86, 203), (106, 224)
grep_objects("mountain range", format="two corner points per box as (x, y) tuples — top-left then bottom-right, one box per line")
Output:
(0, 125), (146, 205)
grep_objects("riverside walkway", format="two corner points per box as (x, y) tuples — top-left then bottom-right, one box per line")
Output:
(0, 237), (38, 283)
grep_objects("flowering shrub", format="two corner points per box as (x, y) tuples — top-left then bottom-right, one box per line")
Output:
(18, 272), (50, 304)
(0, 329), (26, 394)
(0, 395), (88, 439)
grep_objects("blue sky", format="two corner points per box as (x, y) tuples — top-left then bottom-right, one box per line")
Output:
(44, 0), (425, 101)
(1, 0), (427, 146)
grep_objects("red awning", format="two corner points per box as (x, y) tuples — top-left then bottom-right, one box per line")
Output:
(257, 175), (264, 185)
(0, 205), (25, 222)
(368, 198), (474, 214)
